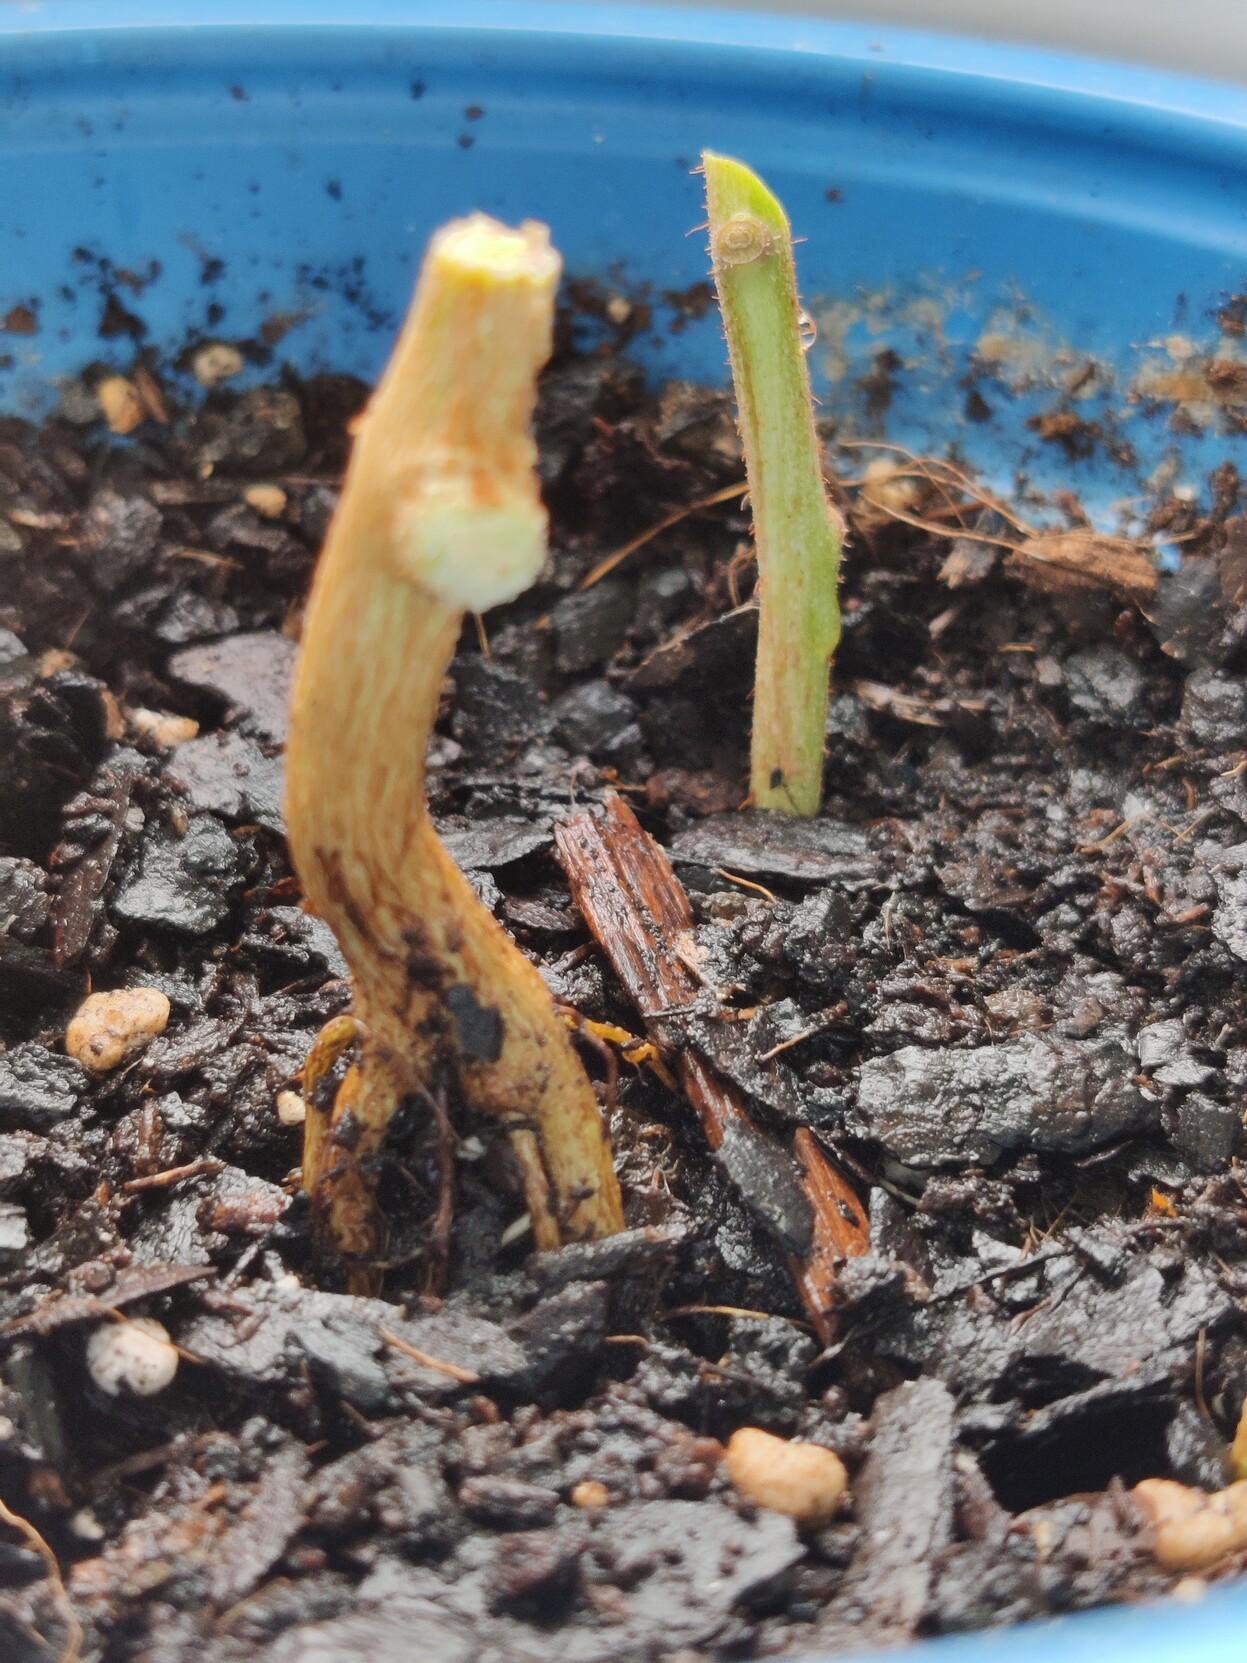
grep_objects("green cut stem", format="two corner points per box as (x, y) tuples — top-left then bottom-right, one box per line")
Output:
(703, 151), (842, 816)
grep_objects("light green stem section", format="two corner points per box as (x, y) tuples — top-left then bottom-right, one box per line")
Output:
(703, 151), (842, 816)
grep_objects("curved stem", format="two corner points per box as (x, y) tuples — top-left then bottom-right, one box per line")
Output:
(286, 216), (624, 1284)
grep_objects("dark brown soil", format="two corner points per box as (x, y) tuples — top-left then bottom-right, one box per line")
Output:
(2, 311), (1247, 1663)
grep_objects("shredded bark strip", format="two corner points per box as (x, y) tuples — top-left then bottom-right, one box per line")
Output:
(556, 791), (867, 1339)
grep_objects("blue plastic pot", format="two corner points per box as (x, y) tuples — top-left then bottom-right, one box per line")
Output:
(2, 4), (1246, 1659)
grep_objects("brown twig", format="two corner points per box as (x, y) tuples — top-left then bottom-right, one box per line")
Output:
(0, 1498), (83, 1663)
(554, 792), (867, 1341)
(561, 1009), (621, 1119)
(661, 1303), (810, 1329)
(714, 868), (778, 904)
(837, 438), (1035, 537)
(579, 481), (747, 590)
(122, 1158), (226, 1193)
(758, 1024), (833, 1062)
(839, 438), (1159, 606)
(378, 1326), (480, 1384)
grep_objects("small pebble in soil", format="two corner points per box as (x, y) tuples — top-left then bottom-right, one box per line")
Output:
(192, 341), (246, 388)
(97, 374), (144, 434)
(69, 1508), (106, 1543)
(725, 1427), (847, 1526)
(129, 708), (200, 748)
(570, 1480), (611, 1510)
(244, 482), (288, 519)
(65, 987), (171, 1072)
(86, 1316), (179, 1397)
(276, 1089), (307, 1125)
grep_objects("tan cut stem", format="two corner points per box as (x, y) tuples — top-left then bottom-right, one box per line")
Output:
(1134, 1476), (1247, 1571)
(285, 216), (624, 1285)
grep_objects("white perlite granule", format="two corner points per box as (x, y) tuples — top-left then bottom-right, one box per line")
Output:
(86, 1317), (178, 1397)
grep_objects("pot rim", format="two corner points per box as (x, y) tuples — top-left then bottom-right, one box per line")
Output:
(3, 0), (1246, 131)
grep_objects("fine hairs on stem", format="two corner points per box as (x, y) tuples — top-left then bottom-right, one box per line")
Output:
(703, 151), (843, 817)
(285, 214), (624, 1290)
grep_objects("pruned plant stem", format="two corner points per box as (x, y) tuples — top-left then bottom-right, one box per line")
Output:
(703, 152), (842, 816)
(285, 215), (624, 1288)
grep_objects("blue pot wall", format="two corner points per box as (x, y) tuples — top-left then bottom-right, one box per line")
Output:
(2, 4), (1247, 1658)
(4, 2), (1247, 515)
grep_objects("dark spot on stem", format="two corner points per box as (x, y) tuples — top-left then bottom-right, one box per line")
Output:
(402, 923), (446, 990)
(316, 849), (380, 959)
(446, 984), (504, 1063)
(328, 1109), (363, 1151)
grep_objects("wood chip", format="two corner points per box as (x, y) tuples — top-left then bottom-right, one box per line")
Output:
(3, 1263), (215, 1337)
(133, 364), (170, 425)
(555, 793), (867, 1340)
(1006, 531), (1157, 606)
(51, 754), (141, 966)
